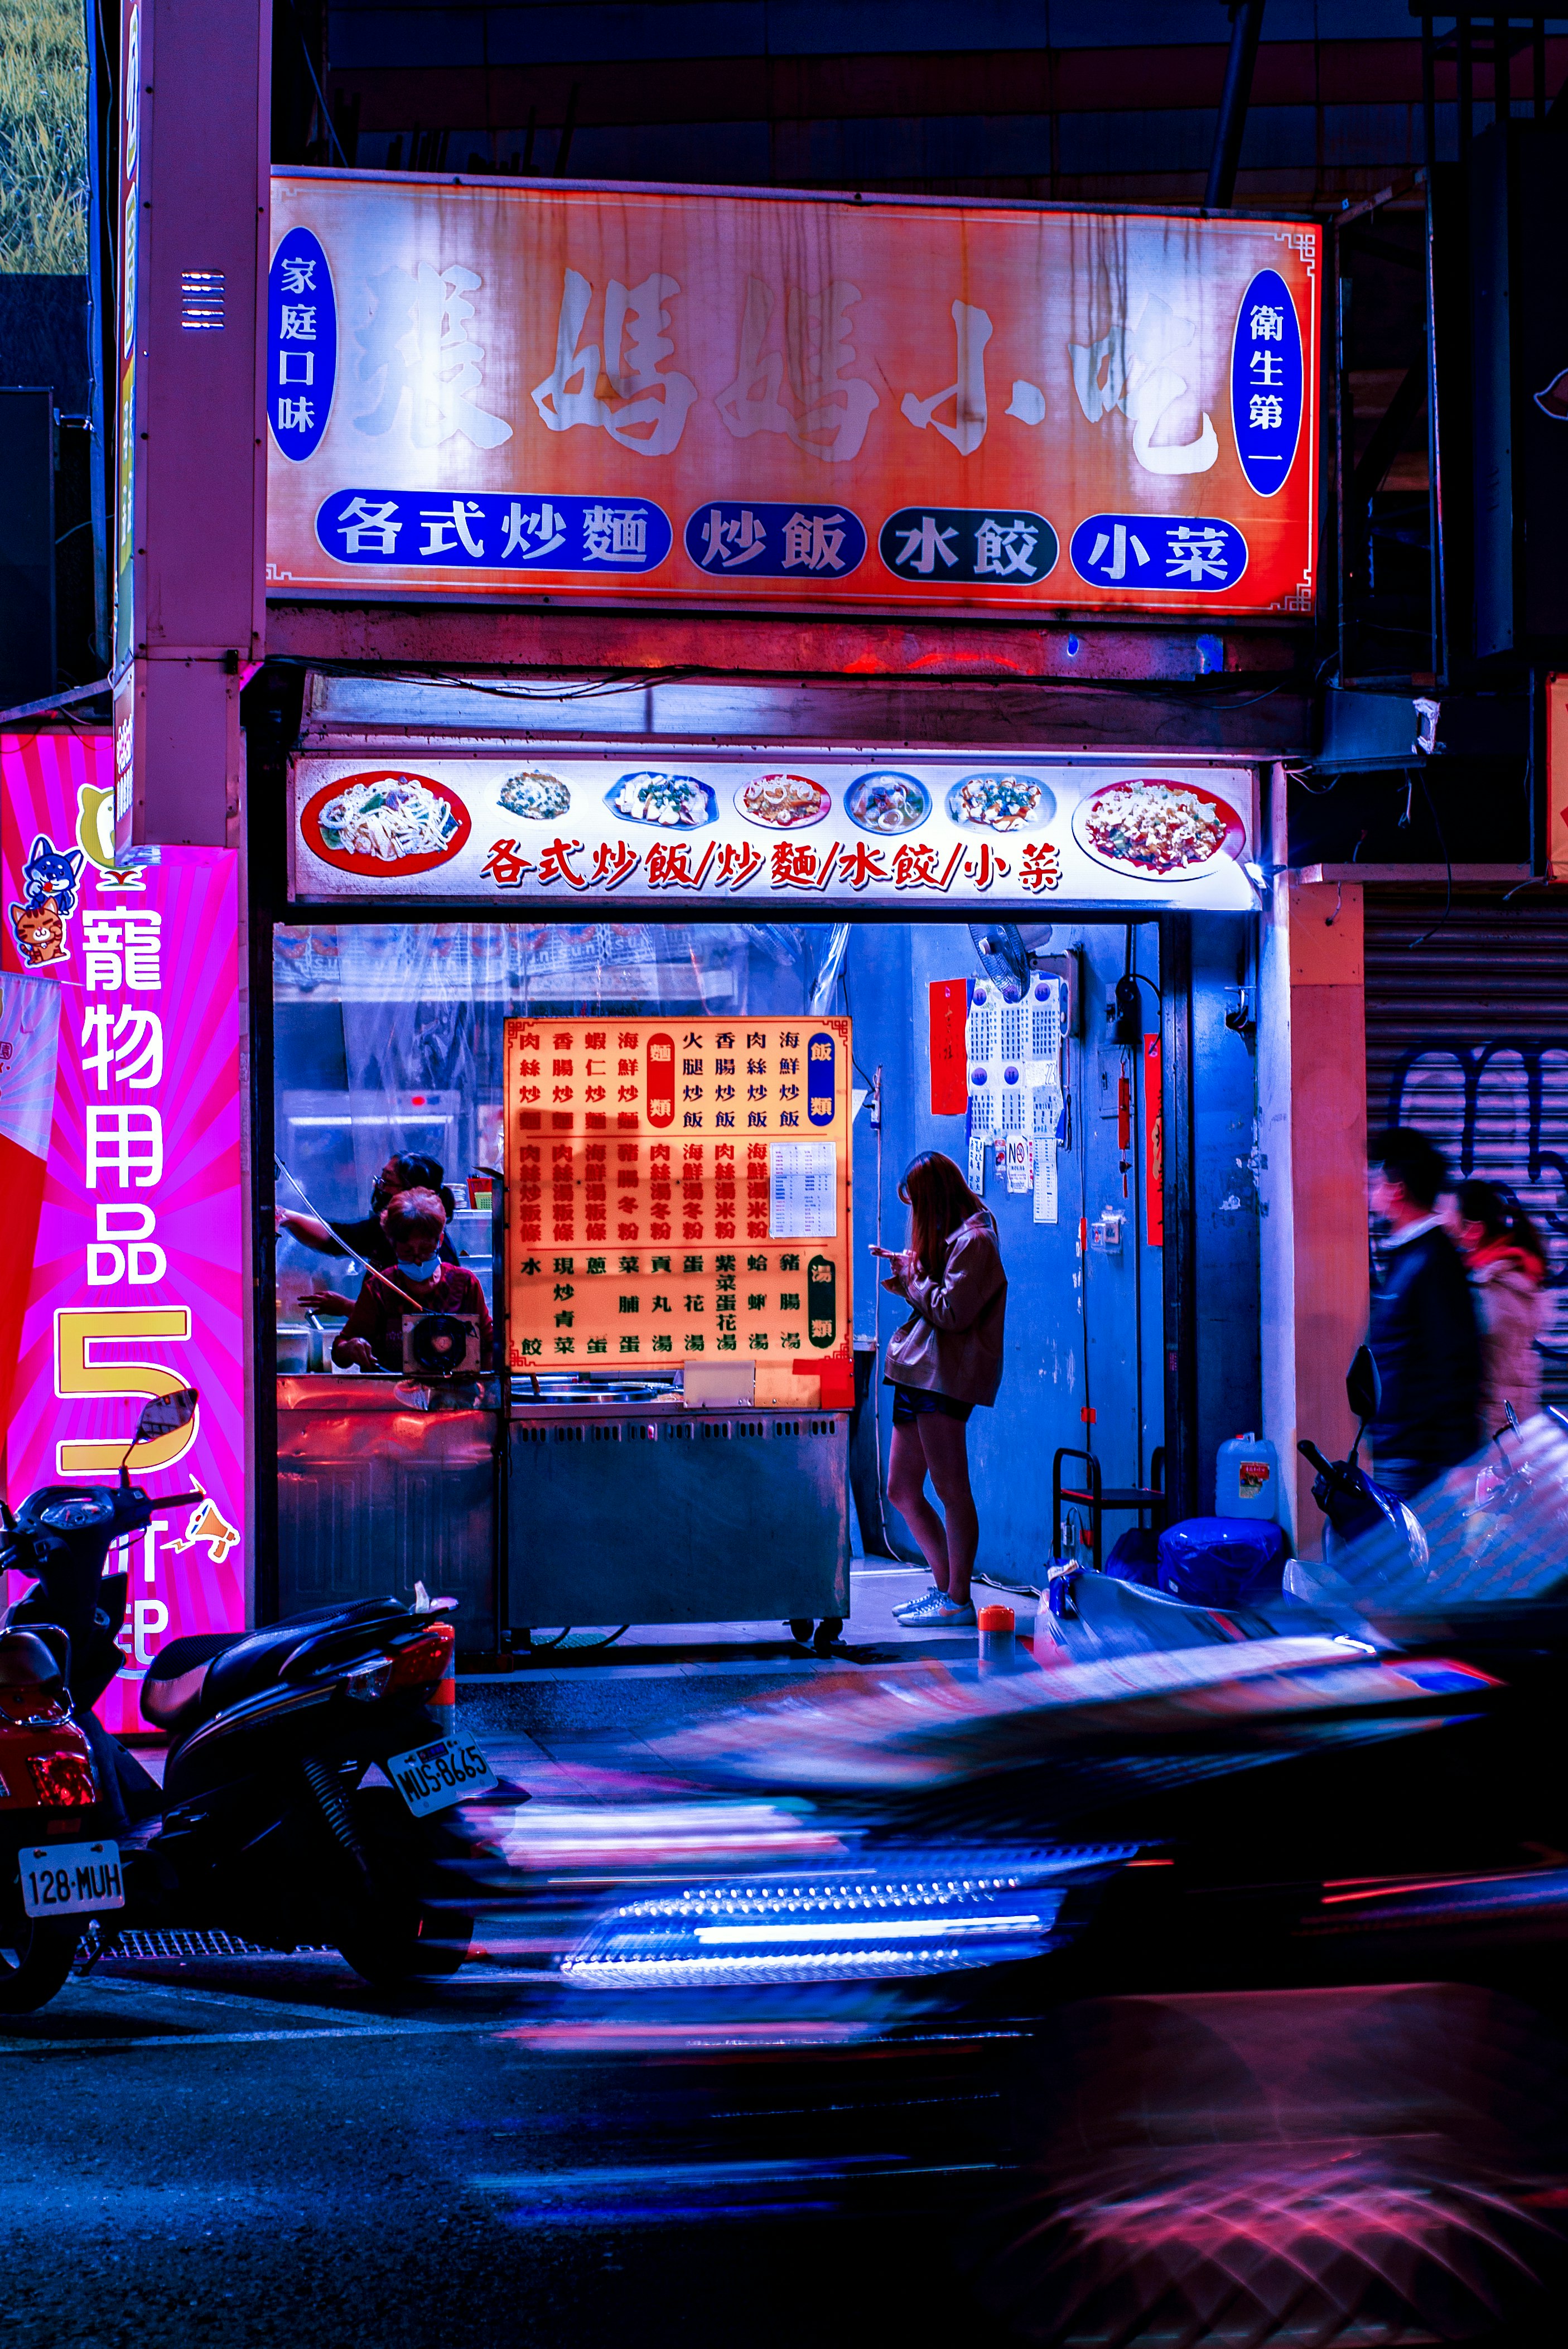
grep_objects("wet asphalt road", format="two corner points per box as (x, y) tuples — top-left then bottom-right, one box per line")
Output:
(0, 1600), (1020, 2349)
(0, 1953), (1012, 2349)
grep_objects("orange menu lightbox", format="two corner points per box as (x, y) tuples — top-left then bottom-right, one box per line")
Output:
(504, 1015), (852, 1394)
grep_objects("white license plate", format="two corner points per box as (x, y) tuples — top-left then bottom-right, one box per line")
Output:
(20, 1841), (124, 1919)
(386, 1739), (497, 1818)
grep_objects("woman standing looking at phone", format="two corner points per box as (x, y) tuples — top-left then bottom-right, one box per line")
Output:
(870, 1151), (1008, 1629)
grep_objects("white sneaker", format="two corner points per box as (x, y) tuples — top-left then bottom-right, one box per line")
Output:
(892, 1585), (938, 1621)
(911, 1594), (977, 1629)
(896, 1587), (956, 1624)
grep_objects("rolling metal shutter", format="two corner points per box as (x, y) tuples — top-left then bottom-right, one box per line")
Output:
(1364, 888), (1568, 1402)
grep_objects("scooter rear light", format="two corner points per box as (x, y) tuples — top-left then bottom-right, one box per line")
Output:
(385, 1624), (455, 1694)
(341, 1624), (454, 1702)
(343, 1655), (395, 1702)
(28, 1752), (97, 1808)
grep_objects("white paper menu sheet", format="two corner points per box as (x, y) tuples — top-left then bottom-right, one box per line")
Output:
(769, 1141), (837, 1238)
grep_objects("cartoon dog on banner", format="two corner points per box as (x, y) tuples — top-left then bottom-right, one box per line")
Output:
(8, 835), (86, 968)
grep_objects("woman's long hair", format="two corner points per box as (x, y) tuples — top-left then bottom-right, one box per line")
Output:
(899, 1151), (989, 1280)
(1453, 1178), (1549, 1274)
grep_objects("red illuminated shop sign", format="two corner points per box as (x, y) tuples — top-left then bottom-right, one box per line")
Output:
(267, 176), (1318, 621)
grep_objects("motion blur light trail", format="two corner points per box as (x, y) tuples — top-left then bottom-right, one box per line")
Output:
(1300, 1407), (1568, 1614)
(417, 1426), (1568, 2344)
(469, 2151), (1006, 2229)
(563, 1848), (1137, 1989)
(970, 1984), (1568, 2348)
(978, 2148), (1553, 2349)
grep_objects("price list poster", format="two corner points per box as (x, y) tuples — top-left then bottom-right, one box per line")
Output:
(504, 1015), (852, 1398)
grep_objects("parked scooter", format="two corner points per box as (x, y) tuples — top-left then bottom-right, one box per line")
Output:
(1295, 1343), (1429, 1581)
(0, 1612), (124, 2010)
(1048, 1348), (1427, 1653)
(1, 1386), (498, 1998)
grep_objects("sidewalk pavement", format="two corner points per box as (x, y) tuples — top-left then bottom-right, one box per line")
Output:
(472, 1559), (1040, 1673)
(457, 1559), (1044, 1805)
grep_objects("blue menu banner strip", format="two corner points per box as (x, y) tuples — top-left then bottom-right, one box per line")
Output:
(314, 489), (673, 572)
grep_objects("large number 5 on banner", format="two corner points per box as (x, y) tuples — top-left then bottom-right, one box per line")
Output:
(53, 1307), (196, 1474)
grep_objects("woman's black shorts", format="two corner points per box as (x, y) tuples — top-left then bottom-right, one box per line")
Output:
(889, 1383), (974, 1427)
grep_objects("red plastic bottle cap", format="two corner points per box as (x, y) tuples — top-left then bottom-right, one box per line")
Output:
(977, 1604), (1015, 1633)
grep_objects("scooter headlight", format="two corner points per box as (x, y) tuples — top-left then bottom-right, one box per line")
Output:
(558, 1846), (1139, 1989)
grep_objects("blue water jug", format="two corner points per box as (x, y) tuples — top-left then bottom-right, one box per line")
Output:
(1215, 1431), (1281, 1522)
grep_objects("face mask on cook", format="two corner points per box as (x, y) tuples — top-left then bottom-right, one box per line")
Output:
(395, 1256), (439, 1284)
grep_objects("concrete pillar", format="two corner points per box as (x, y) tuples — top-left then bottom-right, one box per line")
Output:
(112, 0), (269, 850)
(1258, 769), (1369, 1551)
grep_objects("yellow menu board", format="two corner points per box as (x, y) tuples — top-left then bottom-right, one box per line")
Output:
(504, 1014), (853, 1390)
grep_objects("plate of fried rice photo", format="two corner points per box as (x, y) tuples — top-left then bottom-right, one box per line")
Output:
(1071, 777), (1246, 881)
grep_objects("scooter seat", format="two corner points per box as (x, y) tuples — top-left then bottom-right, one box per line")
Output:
(141, 1631), (247, 1730)
(141, 1599), (412, 1734)
(141, 1620), (310, 1731)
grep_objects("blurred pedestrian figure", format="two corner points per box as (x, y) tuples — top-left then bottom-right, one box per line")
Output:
(1365, 1127), (1481, 1498)
(870, 1150), (1007, 1629)
(1443, 1178), (1549, 1430)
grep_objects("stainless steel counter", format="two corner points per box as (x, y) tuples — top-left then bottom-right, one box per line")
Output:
(276, 1376), (499, 1647)
(274, 1377), (849, 1643)
(508, 1401), (850, 1630)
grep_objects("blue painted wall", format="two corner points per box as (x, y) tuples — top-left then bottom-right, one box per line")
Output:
(841, 915), (1261, 1570)
(843, 919), (1179, 1580)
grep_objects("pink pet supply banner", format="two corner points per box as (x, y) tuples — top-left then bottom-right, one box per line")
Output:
(0, 971), (61, 1438)
(2, 734), (246, 1734)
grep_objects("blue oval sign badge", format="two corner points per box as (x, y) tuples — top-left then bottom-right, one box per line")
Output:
(268, 227), (335, 464)
(1070, 513), (1247, 594)
(683, 501), (866, 579)
(1230, 268), (1302, 498)
(807, 1030), (836, 1126)
(879, 506), (1058, 586)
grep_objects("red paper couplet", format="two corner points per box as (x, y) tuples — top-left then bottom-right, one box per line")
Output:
(928, 980), (969, 1116)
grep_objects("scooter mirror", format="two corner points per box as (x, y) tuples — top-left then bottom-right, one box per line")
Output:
(1506, 1400), (1523, 1436)
(1345, 1344), (1381, 1425)
(133, 1385), (199, 1447)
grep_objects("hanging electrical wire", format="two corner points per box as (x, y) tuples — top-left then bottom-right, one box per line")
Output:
(272, 655), (701, 705)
